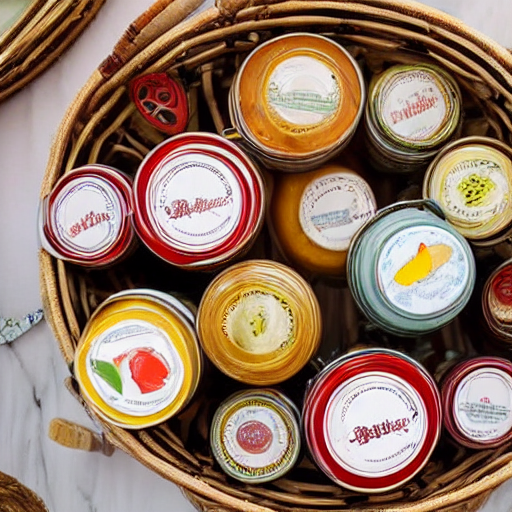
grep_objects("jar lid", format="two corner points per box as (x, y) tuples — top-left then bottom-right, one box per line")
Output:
(133, 132), (264, 269)
(39, 165), (134, 266)
(423, 137), (512, 241)
(74, 290), (201, 428)
(210, 389), (301, 483)
(231, 33), (364, 159)
(130, 72), (189, 135)
(196, 259), (322, 385)
(299, 171), (376, 251)
(442, 357), (512, 448)
(303, 349), (441, 493)
(368, 64), (461, 150)
(347, 201), (475, 336)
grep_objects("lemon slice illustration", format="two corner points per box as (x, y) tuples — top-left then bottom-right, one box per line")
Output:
(394, 243), (452, 286)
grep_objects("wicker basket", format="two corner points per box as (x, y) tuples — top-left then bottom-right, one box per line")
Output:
(40, 0), (512, 511)
(0, 471), (48, 512)
(0, 0), (106, 103)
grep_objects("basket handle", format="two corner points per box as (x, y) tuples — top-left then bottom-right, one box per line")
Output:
(48, 418), (115, 455)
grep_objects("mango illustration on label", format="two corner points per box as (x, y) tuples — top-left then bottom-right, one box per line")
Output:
(92, 347), (171, 395)
(394, 243), (453, 286)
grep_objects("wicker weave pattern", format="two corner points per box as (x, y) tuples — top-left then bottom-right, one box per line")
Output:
(40, 1), (512, 511)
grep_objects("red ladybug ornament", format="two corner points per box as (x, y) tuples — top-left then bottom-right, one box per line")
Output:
(131, 73), (189, 135)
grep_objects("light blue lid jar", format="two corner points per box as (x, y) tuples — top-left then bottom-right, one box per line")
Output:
(347, 200), (476, 337)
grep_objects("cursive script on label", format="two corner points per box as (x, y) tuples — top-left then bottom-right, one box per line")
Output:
(349, 418), (411, 446)
(68, 211), (111, 238)
(389, 95), (439, 125)
(165, 196), (232, 220)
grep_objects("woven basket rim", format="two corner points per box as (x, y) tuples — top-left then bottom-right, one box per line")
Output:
(39, 1), (512, 511)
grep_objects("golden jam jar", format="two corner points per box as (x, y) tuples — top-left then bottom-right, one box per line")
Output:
(196, 260), (321, 385)
(39, 165), (135, 267)
(228, 33), (365, 172)
(210, 389), (301, 483)
(441, 357), (512, 449)
(270, 162), (376, 276)
(365, 64), (461, 173)
(74, 289), (201, 429)
(423, 136), (512, 244)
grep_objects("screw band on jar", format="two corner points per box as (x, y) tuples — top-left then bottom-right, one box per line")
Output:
(196, 259), (322, 385)
(269, 162), (377, 276)
(74, 289), (201, 429)
(228, 33), (365, 172)
(133, 132), (265, 270)
(39, 165), (135, 267)
(441, 357), (512, 449)
(423, 136), (512, 244)
(364, 64), (461, 173)
(210, 389), (301, 483)
(303, 348), (442, 492)
(347, 200), (476, 336)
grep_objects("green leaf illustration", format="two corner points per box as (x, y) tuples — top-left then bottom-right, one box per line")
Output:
(91, 359), (123, 394)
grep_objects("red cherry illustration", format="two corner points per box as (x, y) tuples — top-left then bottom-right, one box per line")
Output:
(492, 266), (512, 306)
(114, 347), (170, 394)
(236, 420), (273, 454)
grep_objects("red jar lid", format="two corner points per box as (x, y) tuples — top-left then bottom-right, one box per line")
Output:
(303, 349), (442, 493)
(133, 132), (265, 269)
(441, 357), (512, 449)
(39, 165), (134, 267)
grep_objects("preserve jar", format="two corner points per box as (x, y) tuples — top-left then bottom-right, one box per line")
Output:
(74, 289), (202, 429)
(39, 164), (135, 267)
(347, 200), (476, 336)
(133, 132), (265, 270)
(364, 64), (461, 173)
(227, 33), (365, 172)
(303, 348), (442, 493)
(196, 259), (322, 385)
(210, 389), (301, 483)
(423, 136), (512, 245)
(269, 162), (377, 277)
(441, 357), (512, 449)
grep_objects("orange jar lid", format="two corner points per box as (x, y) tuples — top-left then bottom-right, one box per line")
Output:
(196, 260), (321, 385)
(232, 33), (363, 158)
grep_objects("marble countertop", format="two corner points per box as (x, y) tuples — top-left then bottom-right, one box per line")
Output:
(0, 0), (511, 510)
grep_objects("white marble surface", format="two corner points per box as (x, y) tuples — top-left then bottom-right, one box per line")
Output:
(0, 0), (511, 511)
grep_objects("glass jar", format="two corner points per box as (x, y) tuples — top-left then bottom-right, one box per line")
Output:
(196, 259), (322, 385)
(74, 289), (202, 429)
(303, 348), (442, 493)
(227, 33), (365, 172)
(347, 200), (476, 336)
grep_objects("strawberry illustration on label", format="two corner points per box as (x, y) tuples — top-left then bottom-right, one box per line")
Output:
(92, 347), (171, 395)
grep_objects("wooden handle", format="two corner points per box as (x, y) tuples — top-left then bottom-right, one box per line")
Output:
(48, 418), (115, 455)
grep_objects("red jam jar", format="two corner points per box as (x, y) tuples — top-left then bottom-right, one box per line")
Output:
(39, 165), (135, 267)
(303, 348), (442, 493)
(133, 132), (265, 270)
(441, 357), (512, 449)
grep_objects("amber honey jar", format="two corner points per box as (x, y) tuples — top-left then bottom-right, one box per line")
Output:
(227, 33), (365, 172)
(196, 260), (322, 385)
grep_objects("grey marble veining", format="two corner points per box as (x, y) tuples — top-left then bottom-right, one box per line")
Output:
(0, 0), (511, 511)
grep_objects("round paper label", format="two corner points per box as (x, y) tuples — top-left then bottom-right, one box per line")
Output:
(299, 172), (376, 251)
(86, 320), (184, 417)
(324, 373), (427, 477)
(222, 291), (294, 354)
(380, 69), (448, 142)
(149, 152), (243, 251)
(222, 405), (291, 473)
(266, 55), (341, 127)
(454, 368), (512, 442)
(377, 226), (470, 316)
(53, 178), (122, 254)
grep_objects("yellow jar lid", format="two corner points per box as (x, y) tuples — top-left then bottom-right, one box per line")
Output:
(234, 33), (363, 157)
(424, 137), (512, 241)
(75, 293), (201, 429)
(197, 260), (321, 385)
